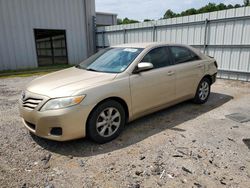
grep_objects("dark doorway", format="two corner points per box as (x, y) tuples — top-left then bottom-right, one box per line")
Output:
(34, 29), (68, 66)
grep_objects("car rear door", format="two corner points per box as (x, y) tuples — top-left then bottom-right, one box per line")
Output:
(129, 46), (176, 117)
(169, 46), (205, 100)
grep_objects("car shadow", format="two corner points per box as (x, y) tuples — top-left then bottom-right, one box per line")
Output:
(32, 92), (233, 157)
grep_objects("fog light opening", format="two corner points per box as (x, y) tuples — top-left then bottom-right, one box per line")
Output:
(25, 121), (36, 130)
(50, 127), (62, 136)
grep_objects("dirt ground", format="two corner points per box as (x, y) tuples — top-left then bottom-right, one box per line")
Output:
(0, 76), (250, 188)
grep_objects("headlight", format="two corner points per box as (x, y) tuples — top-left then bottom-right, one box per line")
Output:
(41, 95), (85, 111)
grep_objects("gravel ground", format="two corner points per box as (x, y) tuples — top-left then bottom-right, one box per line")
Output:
(0, 76), (250, 188)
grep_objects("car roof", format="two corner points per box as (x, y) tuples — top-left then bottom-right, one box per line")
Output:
(112, 42), (207, 60)
(113, 42), (190, 49)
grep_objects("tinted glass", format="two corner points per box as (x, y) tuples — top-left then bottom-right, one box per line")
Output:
(170, 46), (200, 64)
(77, 47), (143, 73)
(141, 47), (171, 69)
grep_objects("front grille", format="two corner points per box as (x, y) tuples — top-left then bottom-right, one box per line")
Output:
(22, 97), (43, 110)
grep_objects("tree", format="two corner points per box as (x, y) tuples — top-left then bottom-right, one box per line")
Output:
(180, 8), (197, 17)
(234, 4), (241, 8)
(164, 9), (176, 19)
(117, 18), (123, 25)
(122, 17), (139, 24)
(198, 3), (217, 14)
(144, 19), (153, 22)
(227, 4), (234, 9)
(119, 1), (246, 25)
(244, 0), (250, 6)
(117, 18), (139, 25)
(162, 2), (245, 20)
(217, 3), (227, 10)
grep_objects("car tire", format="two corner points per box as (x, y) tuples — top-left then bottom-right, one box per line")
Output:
(193, 77), (211, 104)
(87, 100), (126, 144)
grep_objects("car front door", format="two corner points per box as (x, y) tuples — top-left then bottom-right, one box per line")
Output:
(129, 46), (176, 117)
(169, 46), (205, 99)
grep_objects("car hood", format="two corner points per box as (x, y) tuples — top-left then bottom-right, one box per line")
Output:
(26, 67), (117, 98)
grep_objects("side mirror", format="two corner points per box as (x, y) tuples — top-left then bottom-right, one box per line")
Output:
(134, 62), (154, 73)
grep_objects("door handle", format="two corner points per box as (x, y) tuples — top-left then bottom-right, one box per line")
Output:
(167, 71), (175, 76)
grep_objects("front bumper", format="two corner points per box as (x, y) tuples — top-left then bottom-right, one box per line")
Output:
(19, 100), (93, 141)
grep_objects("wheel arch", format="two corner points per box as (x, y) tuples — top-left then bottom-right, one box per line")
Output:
(202, 75), (213, 85)
(86, 97), (130, 127)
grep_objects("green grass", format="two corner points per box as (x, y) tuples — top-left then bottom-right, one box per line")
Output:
(0, 65), (73, 78)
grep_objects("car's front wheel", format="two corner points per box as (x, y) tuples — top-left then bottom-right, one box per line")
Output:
(87, 100), (125, 144)
(193, 77), (211, 104)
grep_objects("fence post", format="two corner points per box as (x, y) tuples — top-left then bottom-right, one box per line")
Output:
(152, 25), (157, 42)
(92, 16), (97, 52)
(102, 31), (105, 48)
(123, 29), (126, 43)
(203, 19), (209, 54)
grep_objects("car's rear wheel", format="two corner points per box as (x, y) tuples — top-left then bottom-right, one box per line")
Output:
(193, 78), (211, 104)
(87, 100), (125, 144)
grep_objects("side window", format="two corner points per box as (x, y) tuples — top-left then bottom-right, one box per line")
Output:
(141, 47), (171, 69)
(170, 46), (200, 64)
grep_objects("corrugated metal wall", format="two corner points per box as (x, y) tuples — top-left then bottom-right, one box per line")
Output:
(0, 0), (95, 71)
(96, 7), (250, 81)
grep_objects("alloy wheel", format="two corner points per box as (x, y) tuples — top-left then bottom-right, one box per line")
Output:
(199, 81), (209, 101)
(96, 107), (121, 137)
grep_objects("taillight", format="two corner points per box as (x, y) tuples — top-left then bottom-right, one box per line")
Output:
(214, 61), (218, 68)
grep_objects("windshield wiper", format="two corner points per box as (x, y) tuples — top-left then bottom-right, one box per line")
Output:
(86, 68), (100, 72)
(76, 65), (99, 72)
(75, 65), (85, 69)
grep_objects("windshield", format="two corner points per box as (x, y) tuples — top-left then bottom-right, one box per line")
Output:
(77, 47), (143, 73)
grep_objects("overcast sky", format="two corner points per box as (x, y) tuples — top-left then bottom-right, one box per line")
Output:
(96, 0), (244, 21)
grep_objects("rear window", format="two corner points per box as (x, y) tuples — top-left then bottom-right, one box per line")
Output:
(170, 46), (200, 64)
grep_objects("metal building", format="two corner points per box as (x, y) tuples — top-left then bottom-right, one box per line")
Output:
(0, 0), (96, 71)
(96, 12), (117, 26)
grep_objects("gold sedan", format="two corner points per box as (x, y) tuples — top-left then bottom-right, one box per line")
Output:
(19, 43), (218, 143)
